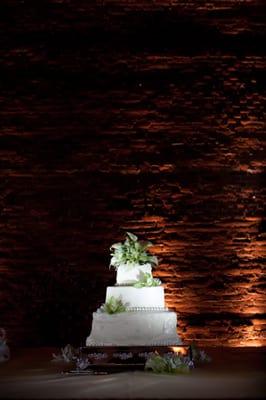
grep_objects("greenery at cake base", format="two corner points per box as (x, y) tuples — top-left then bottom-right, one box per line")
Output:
(110, 232), (158, 270)
(99, 296), (128, 314)
(133, 272), (162, 288)
(145, 345), (211, 374)
(145, 353), (190, 374)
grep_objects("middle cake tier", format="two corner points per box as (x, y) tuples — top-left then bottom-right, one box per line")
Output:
(106, 286), (165, 308)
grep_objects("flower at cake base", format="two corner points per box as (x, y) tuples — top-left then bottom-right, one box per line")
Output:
(191, 342), (211, 363)
(52, 344), (78, 363)
(99, 296), (129, 314)
(109, 232), (158, 270)
(133, 271), (162, 288)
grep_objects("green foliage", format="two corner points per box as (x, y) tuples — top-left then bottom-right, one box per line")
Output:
(100, 296), (128, 314)
(110, 232), (158, 270)
(133, 272), (161, 288)
(145, 353), (190, 374)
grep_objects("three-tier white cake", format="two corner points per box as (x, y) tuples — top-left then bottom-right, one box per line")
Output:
(86, 233), (181, 346)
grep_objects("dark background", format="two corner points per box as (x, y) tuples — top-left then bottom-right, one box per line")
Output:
(0, 0), (265, 347)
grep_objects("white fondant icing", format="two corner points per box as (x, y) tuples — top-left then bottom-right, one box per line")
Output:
(116, 263), (152, 285)
(86, 311), (181, 346)
(106, 286), (164, 308)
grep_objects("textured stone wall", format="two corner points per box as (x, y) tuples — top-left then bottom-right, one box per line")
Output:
(0, 0), (265, 347)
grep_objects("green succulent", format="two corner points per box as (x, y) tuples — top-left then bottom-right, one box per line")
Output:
(133, 272), (161, 288)
(110, 232), (158, 270)
(100, 296), (128, 314)
(145, 354), (190, 374)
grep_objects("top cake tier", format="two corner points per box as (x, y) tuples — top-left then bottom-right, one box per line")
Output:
(116, 263), (152, 285)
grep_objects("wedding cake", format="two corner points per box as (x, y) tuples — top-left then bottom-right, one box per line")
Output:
(86, 232), (181, 346)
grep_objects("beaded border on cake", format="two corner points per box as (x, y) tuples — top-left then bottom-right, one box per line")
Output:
(85, 338), (182, 346)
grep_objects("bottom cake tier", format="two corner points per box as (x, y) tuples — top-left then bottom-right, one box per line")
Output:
(86, 310), (182, 346)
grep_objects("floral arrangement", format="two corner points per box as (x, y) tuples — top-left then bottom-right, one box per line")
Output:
(145, 353), (190, 374)
(99, 296), (128, 314)
(133, 272), (161, 288)
(110, 232), (158, 270)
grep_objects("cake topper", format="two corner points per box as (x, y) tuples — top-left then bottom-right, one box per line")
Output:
(109, 232), (158, 270)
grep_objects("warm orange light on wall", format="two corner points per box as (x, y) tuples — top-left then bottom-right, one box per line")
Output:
(171, 346), (188, 356)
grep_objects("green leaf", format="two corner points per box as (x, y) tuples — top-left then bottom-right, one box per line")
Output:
(141, 240), (153, 249)
(110, 243), (122, 250)
(133, 272), (161, 288)
(126, 232), (138, 242)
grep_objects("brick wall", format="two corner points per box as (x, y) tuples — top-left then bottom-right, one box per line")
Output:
(0, 0), (265, 346)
